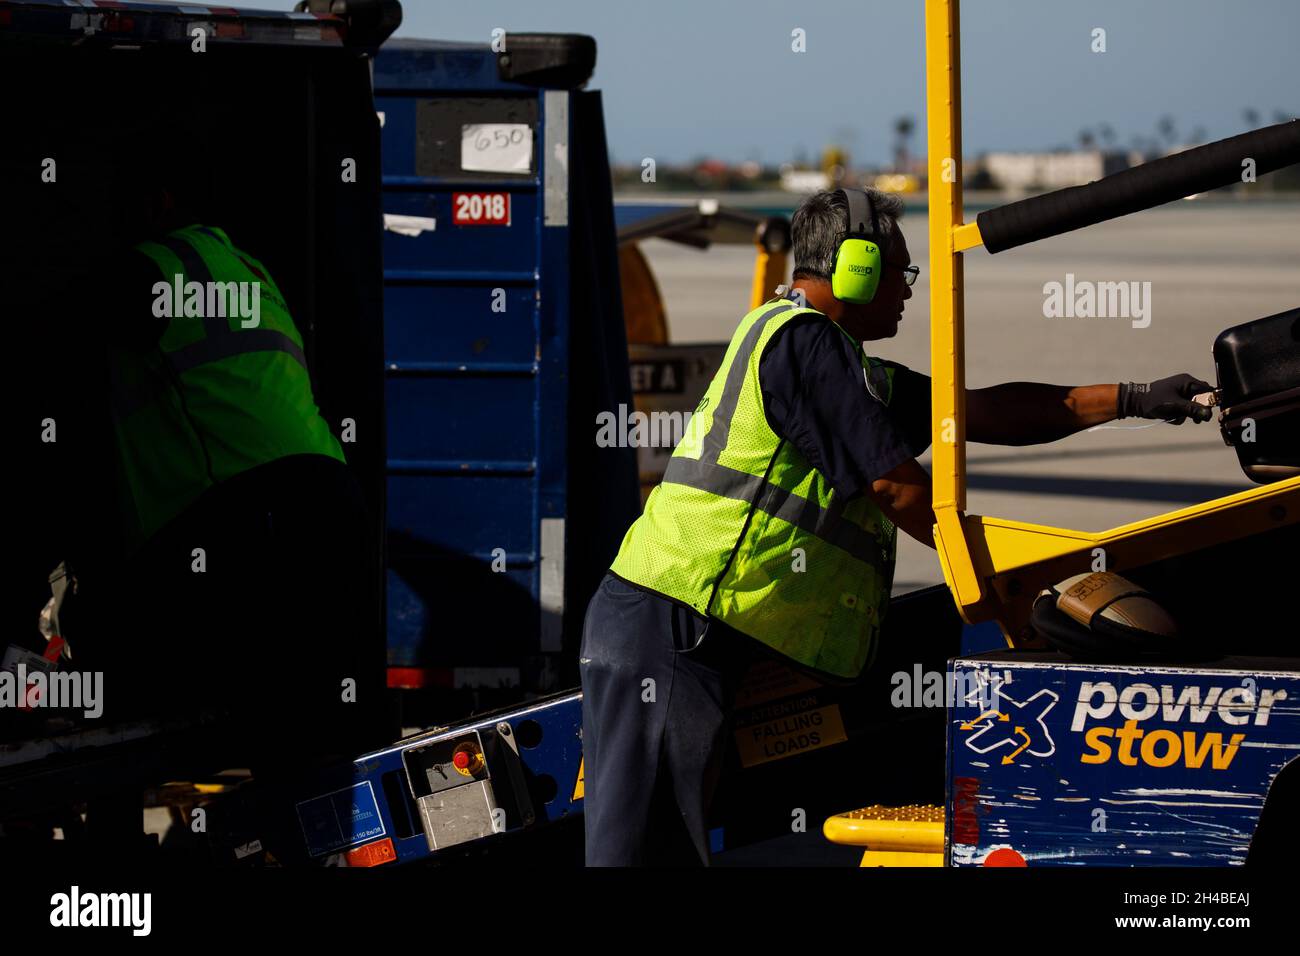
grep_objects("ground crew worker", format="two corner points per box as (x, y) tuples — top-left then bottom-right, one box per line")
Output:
(580, 187), (1213, 866)
(2, 92), (394, 859)
(46, 125), (382, 788)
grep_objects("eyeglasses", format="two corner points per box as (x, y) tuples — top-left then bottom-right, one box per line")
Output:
(893, 264), (920, 287)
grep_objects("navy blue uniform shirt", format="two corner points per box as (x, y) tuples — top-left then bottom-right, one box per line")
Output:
(758, 307), (932, 500)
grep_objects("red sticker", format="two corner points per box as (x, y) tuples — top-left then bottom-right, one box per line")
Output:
(983, 847), (1027, 867)
(345, 838), (396, 867)
(452, 192), (511, 226)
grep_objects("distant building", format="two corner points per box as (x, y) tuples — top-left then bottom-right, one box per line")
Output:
(981, 150), (1129, 191)
(779, 166), (831, 193)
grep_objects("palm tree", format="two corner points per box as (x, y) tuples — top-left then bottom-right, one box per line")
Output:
(893, 115), (915, 172)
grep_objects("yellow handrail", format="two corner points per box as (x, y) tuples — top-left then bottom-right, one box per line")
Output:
(926, 0), (985, 619)
(923, 0), (1300, 643)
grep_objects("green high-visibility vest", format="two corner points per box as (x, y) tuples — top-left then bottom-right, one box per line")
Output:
(610, 298), (898, 678)
(109, 224), (344, 548)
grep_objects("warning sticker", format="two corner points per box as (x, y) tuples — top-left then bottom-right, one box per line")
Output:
(345, 838), (397, 868)
(734, 658), (823, 709)
(572, 758), (585, 801)
(733, 693), (847, 768)
(295, 781), (386, 858)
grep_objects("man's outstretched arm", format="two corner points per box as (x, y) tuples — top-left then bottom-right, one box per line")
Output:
(966, 374), (1214, 446)
(966, 382), (1117, 445)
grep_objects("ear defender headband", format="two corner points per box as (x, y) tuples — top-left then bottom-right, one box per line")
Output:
(829, 188), (885, 304)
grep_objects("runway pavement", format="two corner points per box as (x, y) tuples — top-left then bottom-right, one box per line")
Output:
(638, 199), (1299, 592)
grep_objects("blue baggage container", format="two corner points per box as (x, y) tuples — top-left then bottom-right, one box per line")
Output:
(374, 36), (639, 709)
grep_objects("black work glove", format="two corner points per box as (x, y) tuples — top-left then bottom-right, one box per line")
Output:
(1117, 373), (1215, 424)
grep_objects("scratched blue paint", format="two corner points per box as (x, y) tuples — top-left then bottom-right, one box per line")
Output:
(946, 654), (1300, 866)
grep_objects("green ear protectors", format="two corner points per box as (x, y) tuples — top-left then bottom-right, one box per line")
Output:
(830, 188), (885, 304)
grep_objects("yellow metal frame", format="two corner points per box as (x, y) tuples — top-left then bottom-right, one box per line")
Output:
(924, 0), (1299, 641)
(749, 242), (788, 311)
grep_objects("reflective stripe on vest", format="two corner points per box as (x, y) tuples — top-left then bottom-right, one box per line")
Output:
(698, 303), (793, 462)
(671, 300), (887, 571)
(661, 457), (886, 571)
(154, 230), (309, 374)
(676, 300), (889, 567)
(110, 229), (309, 420)
(610, 297), (898, 678)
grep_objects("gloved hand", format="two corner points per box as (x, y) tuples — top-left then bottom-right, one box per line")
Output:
(1117, 373), (1215, 423)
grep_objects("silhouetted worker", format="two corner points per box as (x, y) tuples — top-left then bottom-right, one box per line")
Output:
(44, 121), (381, 794)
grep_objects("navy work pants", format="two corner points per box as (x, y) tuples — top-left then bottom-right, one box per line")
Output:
(579, 572), (758, 866)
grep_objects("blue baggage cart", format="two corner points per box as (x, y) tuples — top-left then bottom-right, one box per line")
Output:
(374, 35), (639, 715)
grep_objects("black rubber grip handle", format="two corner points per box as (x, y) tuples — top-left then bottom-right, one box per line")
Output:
(976, 120), (1300, 253)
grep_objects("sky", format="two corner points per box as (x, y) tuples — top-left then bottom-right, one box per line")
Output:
(235, 0), (1297, 166)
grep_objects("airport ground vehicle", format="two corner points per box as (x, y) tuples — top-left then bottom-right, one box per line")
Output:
(2, 0), (1296, 868)
(824, 0), (1300, 867)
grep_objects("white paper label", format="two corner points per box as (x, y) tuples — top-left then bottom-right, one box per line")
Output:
(383, 214), (437, 237)
(461, 123), (533, 173)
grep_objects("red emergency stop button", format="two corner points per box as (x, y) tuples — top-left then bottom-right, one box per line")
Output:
(452, 742), (484, 776)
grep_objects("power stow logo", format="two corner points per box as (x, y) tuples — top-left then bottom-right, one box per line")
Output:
(1072, 681), (1287, 771)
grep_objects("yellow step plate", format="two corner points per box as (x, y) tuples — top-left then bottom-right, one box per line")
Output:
(823, 804), (945, 855)
(859, 850), (943, 868)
